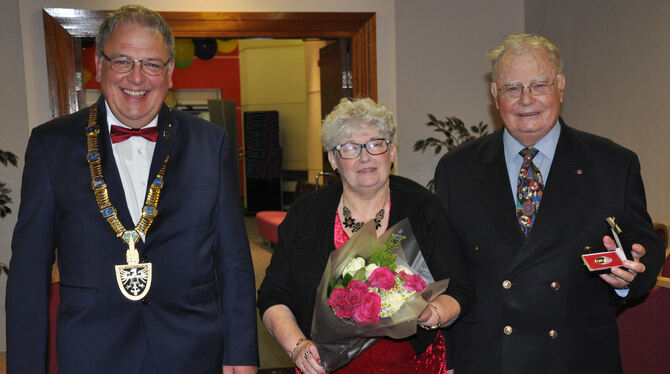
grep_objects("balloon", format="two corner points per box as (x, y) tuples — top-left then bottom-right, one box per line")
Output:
(83, 68), (92, 85)
(216, 39), (238, 54)
(194, 39), (217, 60)
(174, 39), (195, 69)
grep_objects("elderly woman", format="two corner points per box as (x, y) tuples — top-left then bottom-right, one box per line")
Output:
(257, 98), (473, 374)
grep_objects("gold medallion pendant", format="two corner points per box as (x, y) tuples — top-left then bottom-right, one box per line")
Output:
(115, 231), (152, 300)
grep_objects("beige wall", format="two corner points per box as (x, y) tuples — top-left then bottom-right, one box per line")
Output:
(239, 39), (308, 171)
(0, 0), (29, 354)
(305, 41), (328, 183)
(395, 0), (525, 186)
(525, 0), (670, 223)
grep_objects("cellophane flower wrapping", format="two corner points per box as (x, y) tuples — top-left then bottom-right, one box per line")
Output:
(310, 218), (449, 373)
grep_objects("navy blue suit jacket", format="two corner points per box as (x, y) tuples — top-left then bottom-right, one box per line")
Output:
(6, 97), (259, 373)
(434, 122), (664, 374)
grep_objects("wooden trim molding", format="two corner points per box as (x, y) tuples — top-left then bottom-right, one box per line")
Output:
(656, 276), (670, 289)
(42, 8), (377, 118)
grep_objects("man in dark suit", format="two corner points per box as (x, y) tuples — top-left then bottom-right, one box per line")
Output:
(434, 33), (664, 373)
(6, 5), (258, 374)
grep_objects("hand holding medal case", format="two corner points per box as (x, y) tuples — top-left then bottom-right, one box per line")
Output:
(581, 216), (634, 273)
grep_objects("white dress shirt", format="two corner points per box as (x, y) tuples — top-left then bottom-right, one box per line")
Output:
(105, 102), (158, 226)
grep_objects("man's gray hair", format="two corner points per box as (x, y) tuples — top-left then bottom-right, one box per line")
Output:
(487, 33), (562, 79)
(321, 98), (396, 151)
(96, 5), (175, 61)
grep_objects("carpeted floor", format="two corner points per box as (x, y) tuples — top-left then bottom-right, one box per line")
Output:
(245, 216), (295, 370)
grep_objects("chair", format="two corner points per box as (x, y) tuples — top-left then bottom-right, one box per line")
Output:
(255, 172), (339, 245)
(617, 222), (670, 374)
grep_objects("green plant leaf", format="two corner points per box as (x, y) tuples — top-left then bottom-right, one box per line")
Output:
(342, 273), (353, 287)
(352, 267), (367, 281)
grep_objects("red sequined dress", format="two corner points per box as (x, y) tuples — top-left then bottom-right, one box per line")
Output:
(295, 208), (448, 373)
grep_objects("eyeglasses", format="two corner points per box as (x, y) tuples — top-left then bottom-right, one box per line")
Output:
(333, 138), (391, 159)
(497, 79), (556, 99)
(101, 52), (170, 76)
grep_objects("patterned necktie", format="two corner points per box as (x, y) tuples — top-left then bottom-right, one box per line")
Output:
(516, 147), (544, 236)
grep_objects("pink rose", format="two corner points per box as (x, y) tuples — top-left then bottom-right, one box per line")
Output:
(328, 287), (350, 308)
(347, 280), (369, 306)
(353, 292), (381, 323)
(335, 304), (354, 319)
(368, 267), (395, 290)
(403, 272), (426, 292)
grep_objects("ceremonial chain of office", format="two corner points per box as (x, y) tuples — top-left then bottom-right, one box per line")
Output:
(85, 105), (170, 300)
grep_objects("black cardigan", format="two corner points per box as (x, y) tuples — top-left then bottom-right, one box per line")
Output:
(257, 175), (474, 355)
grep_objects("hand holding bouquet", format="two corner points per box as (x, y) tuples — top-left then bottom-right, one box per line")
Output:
(311, 218), (449, 372)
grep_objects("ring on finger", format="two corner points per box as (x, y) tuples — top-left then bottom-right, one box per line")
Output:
(301, 365), (306, 372)
(304, 350), (312, 359)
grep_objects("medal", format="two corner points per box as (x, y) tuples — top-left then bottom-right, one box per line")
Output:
(86, 106), (169, 301)
(114, 231), (152, 300)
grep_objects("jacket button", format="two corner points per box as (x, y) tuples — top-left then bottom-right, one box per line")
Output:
(548, 330), (558, 339)
(502, 280), (512, 289)
(583, 245), (592, 252)
(503, 325), (513, 335)
(550, 281), (560, 291)
(141, 298), (151, 305)
(473, 245), (479, 252)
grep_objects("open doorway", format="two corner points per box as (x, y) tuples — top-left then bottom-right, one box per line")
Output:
(42, 9), (376, 117)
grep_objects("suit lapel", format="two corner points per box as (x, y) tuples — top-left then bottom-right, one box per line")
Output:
(147, 104), (177, 187)
(508, 123), (586, 271)
(96, 99), (136, 233)
(472, 131), (525, 254)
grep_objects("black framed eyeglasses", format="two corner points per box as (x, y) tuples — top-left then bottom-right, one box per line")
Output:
(497, 79), (556, 99)
(101, 52), (170, 76)
(332, 138), (391, 159)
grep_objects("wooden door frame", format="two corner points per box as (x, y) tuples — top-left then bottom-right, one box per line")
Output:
(42, 8), (377, 118)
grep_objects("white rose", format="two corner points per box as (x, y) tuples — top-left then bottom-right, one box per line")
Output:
(342, 257), (366, 278)
(396, 265), (413, 275)
(365, 263), (379, 279)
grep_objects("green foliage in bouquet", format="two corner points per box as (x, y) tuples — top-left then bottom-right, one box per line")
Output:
(368, 232), (406, 271)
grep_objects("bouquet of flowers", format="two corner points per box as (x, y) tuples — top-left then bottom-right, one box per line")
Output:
(311, 218), (449, 373)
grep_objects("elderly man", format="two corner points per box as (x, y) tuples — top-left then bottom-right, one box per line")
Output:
(434, 33), (664, 373)
(6, 5), (258, 374)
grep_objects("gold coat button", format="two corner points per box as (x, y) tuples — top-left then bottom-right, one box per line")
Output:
(548, 330), (558, 339)
(583, 245), (592, 252)
(550, 281), (560, 291)
(473, 245), (479, 252)
(502, 280), (512, 289)
(503, 326), (513, 335)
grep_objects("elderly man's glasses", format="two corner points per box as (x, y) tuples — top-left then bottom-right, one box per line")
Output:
(333, 138), (391, 159)
(497, 80), (555, 99)
(101, 53), (170, 76)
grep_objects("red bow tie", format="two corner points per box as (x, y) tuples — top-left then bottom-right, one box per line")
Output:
(110, 125), (159, 143)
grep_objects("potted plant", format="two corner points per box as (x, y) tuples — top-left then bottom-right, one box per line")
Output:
(413, 114), (489, 191)
(0, 148), (18, 275)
